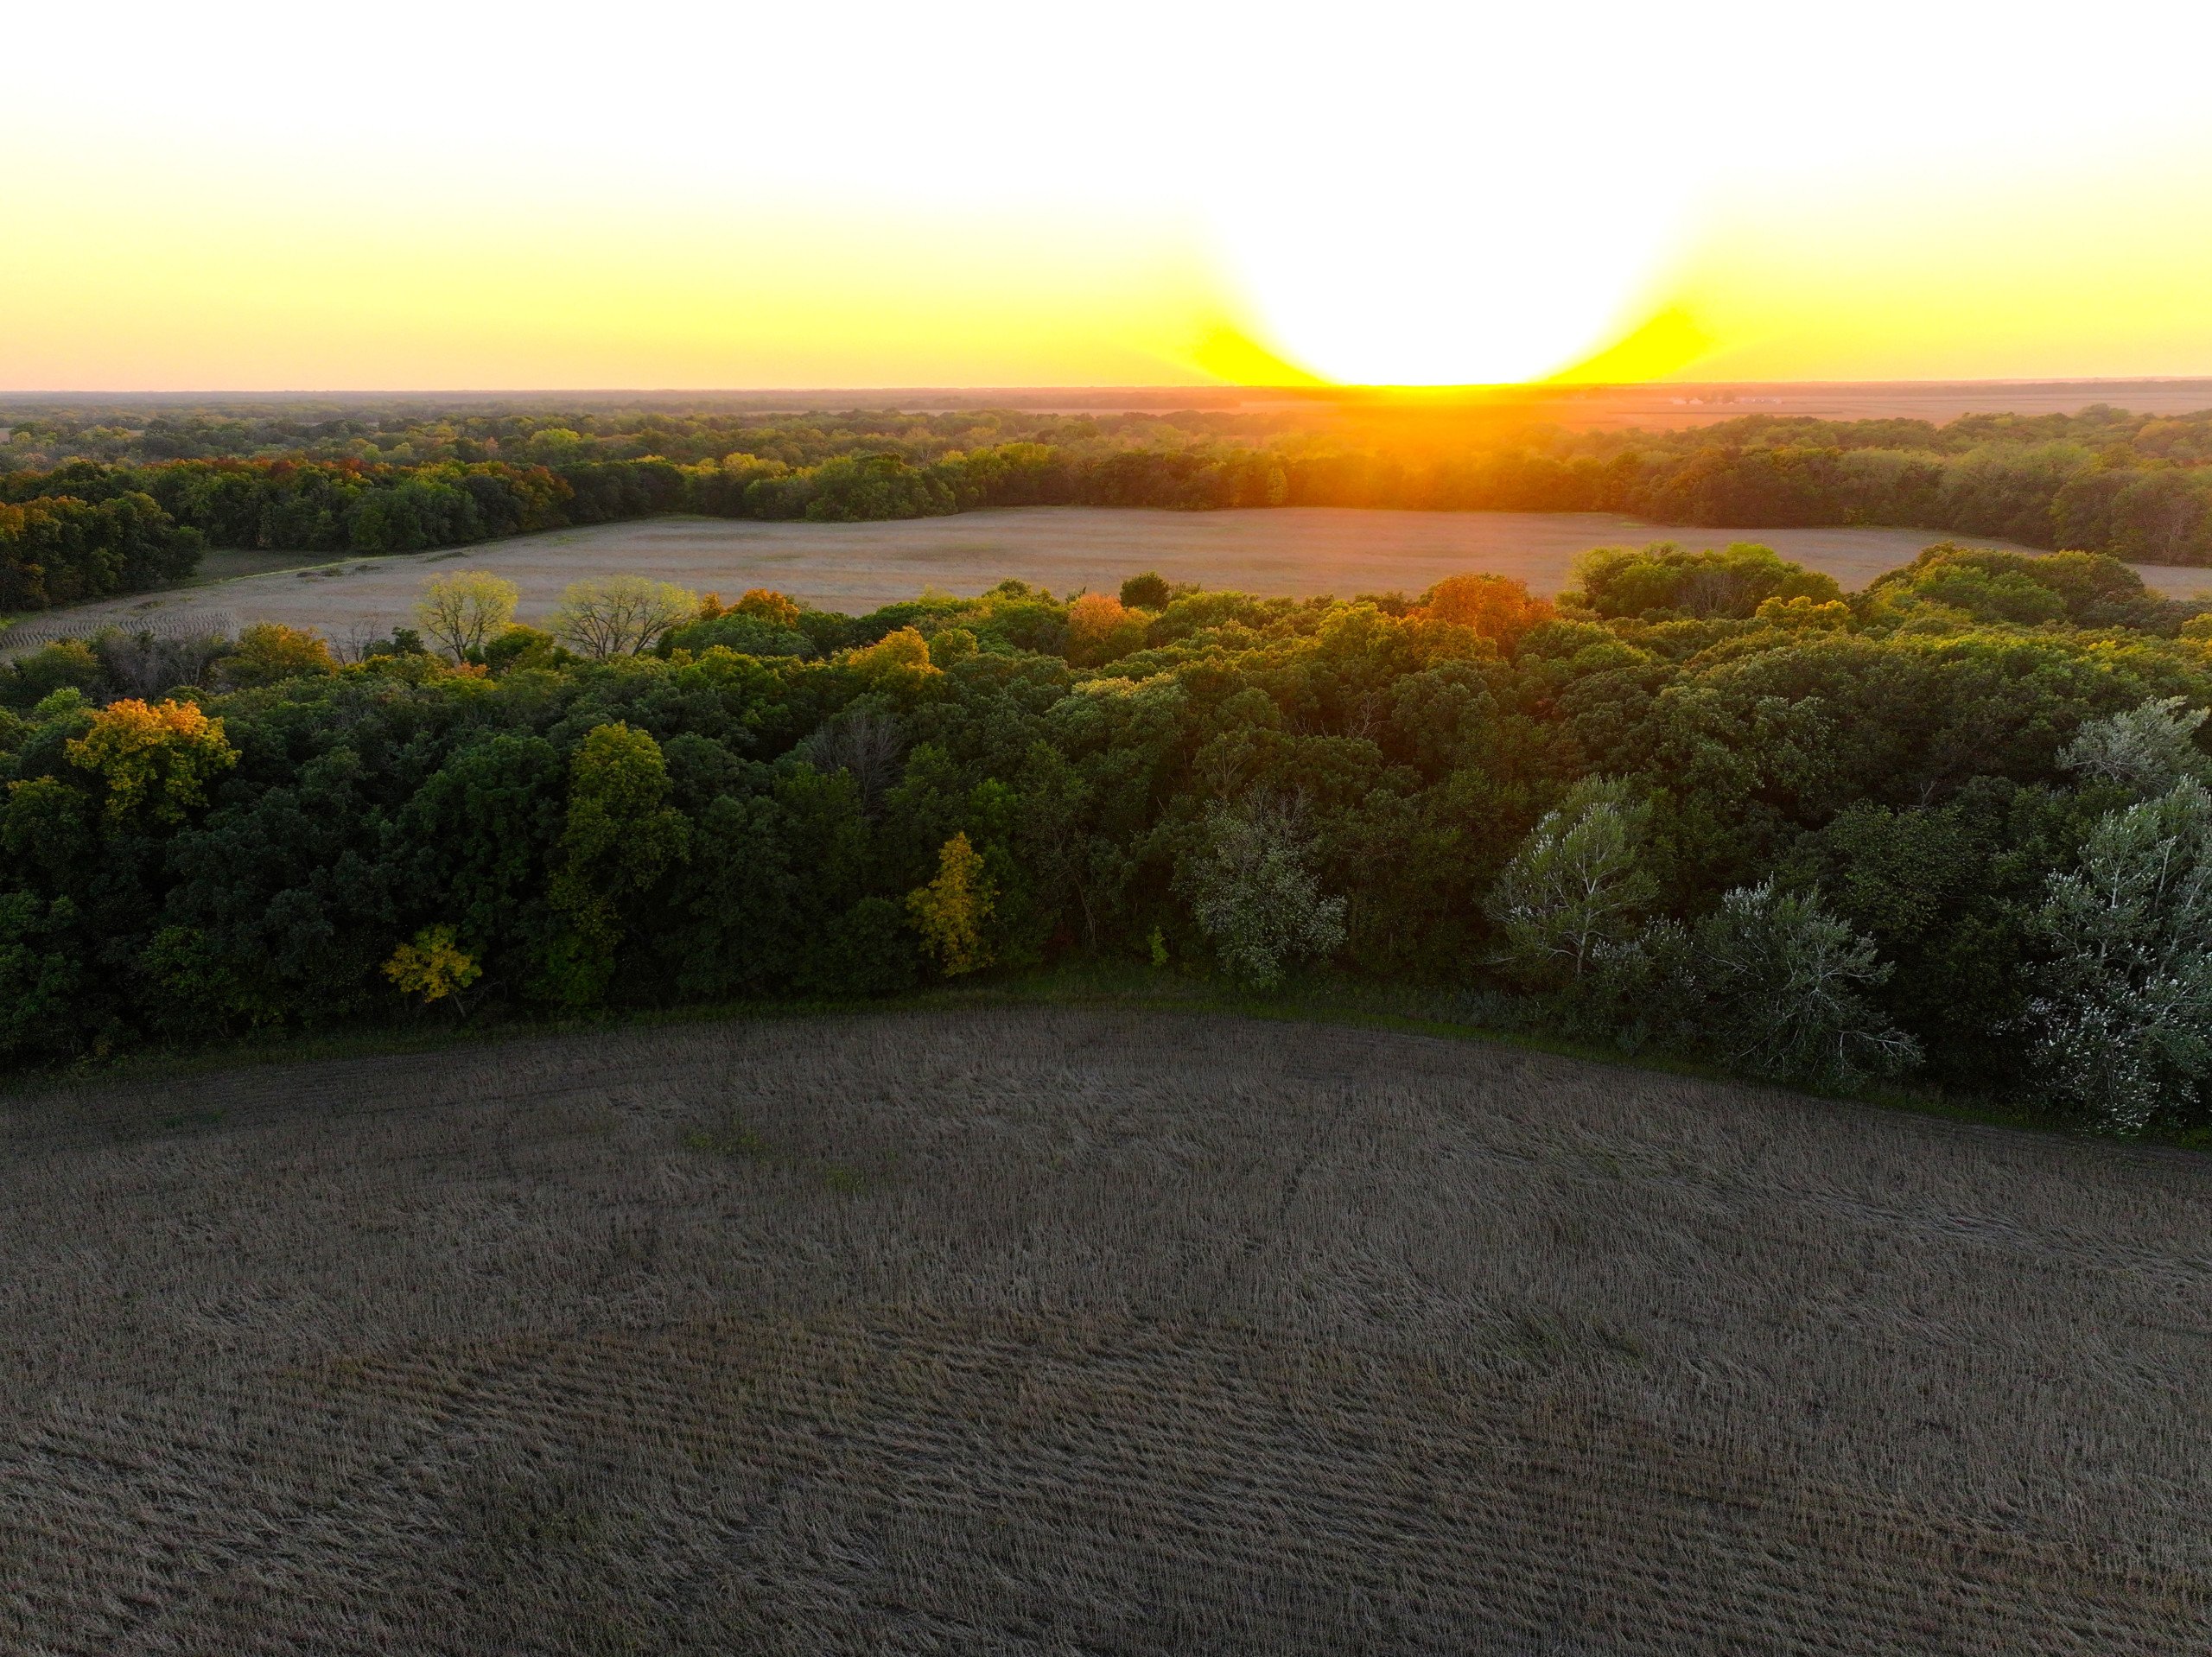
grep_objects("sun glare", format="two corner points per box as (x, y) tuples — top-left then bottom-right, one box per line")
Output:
(5, 1), (2212, 388)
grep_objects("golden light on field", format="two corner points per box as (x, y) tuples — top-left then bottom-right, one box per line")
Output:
(4, 1), (2212, 388)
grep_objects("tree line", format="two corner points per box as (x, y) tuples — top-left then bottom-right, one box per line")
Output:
(0, 440), (2203, 619)
(10, 539), (2212, 1136)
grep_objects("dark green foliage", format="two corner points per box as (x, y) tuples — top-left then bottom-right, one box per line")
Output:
(8, 544), (2212, 1129)
(0, 491), (202, 608)
(661, 613), (813, 658)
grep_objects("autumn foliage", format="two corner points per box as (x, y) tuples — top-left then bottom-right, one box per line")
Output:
(907, 833), (996, 975)
(383, 925), (482, 1006)
(1065, 592), (1149, 666)
(1418, 574), (1555, 650)
(64, 697), (237, 823)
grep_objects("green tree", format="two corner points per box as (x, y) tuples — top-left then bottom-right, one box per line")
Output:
(2058, 696), (2209, 798)
(541, 724), (690, 1004)
(1688, 881), (1919, 1086)
(1180, 796), (1345, 988)
(1485, 777), (1656, 985)
(2026, 778), (2212, 1133)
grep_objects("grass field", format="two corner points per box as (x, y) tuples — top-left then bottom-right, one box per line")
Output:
(12, 505), (2158, 653)
(4, 1007), (2209, 1653)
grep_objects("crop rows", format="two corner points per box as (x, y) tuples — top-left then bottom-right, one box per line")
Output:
(3, 1011), (2210, 1651)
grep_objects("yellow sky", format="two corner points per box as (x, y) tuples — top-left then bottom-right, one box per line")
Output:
(7, 1), (2212, 390)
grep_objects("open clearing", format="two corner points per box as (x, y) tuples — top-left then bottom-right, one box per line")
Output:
(16, 505), (2187, 651)
(4, 1008), (2210, 1653)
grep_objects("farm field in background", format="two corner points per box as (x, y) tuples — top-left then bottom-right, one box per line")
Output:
(5, 506), (2149, 653)
(6, 1008), (2209, 1652)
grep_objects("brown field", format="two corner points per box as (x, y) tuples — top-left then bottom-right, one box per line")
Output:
(4, 1007), (2210, 1653)
(19, 505), (2183, 656)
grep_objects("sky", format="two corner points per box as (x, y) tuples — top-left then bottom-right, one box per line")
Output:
(6, 0), (2212, 390)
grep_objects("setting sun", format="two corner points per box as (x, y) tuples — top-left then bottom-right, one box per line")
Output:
(9, 1), (2212, 388)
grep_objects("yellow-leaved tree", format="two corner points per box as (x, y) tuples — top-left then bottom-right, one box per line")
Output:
(65, 697), (238, 824)
(383, 925), (483, 1006)
(846, 626), (941, 693)
(906, 832), (995, 976)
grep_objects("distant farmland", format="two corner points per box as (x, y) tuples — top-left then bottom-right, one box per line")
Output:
(11, 505), (2163, 652)
(4, 1009), (2209, 1652)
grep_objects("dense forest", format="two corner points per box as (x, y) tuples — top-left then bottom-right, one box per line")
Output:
(10, 399), (2212, 613)
(10, 538), (2212, 1136)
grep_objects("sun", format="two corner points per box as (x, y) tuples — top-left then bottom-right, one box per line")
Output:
(1205, 175), (1693, 386)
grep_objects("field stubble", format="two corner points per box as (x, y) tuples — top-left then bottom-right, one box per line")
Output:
(3, 1009), (2209, 1653)
(4, 507), (2140, 655)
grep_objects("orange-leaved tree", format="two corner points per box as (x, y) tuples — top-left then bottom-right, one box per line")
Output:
(1065, 592), (1148, 666)
(1420, 574), (1555, 651)
(906, 831), (996, 975)
(734, 587), (803, 628)
(65, 697), (238, 824)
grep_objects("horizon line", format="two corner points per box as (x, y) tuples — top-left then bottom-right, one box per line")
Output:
(11, 375), (2212, 401)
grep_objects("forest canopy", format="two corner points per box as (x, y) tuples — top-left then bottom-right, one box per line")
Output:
(11, 398), (2212, 612)
(11, 542), (2212, 1139)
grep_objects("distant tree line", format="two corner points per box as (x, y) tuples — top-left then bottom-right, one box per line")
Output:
(14, 398), (2212, 613)
(12, 540), (2212, 1137)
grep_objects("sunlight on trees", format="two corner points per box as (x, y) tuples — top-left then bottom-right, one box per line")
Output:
(1419, 574), (1554, 651)
(64, 696), (237, 824)
(548, 577), (698, 660)
(1065, 593), (1147, 666)
(214, 623), (335, 688)
(846, 626), (942, 692)
(415, 570), (520, 662)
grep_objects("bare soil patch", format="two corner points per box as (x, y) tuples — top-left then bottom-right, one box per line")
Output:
(3, 1008), (2209, 1653)
(16, 507), (2174, 654)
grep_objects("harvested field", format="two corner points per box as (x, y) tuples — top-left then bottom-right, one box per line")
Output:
(14, 506), (2174, 657)
(4, 1007), (2210, 1653)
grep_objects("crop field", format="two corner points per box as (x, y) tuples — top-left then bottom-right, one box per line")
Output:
(4, 1008), (2211, 1653)
(8, 505), (2144, 654)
